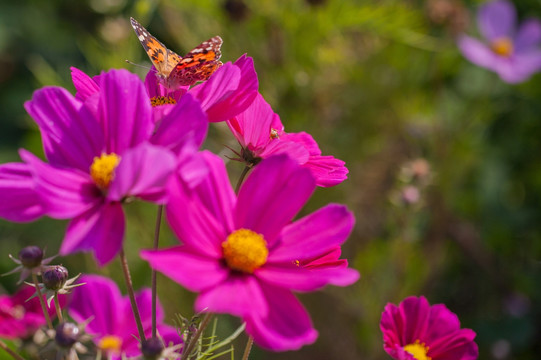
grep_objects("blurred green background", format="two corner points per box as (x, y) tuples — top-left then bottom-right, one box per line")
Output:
(1, 0), (541, 359)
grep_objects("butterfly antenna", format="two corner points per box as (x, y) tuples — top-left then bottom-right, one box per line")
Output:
(125, 59), (156, 72)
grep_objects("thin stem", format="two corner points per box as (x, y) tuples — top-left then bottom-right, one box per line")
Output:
(0, 339), (25, 360)
(241, 336), (253, 360)
(235, 165), (251, 194)
(32, 273), (52, 330)
(119, 248), (146, 342)
(180, 313), (213, 360)
(151, 205), (164, 339)
(54, 293), (63, 323)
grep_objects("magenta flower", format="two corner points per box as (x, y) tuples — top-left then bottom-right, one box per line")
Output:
(0, 286), (61, 339)
(227, 93), (348, 187)
(0, 69), (208, 265)
(68, 275), (180, 358)
(380, 296), (478, 360)
(143, 54), (258, 123)
(458, 0), (541, 83)
(141, 153), (359, 351)
(0, 164), (45, 222)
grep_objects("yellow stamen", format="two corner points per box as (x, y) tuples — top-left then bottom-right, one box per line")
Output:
(90, 153), (120, 189)
(222, 229), (268, 273)
(150, 96), (177, 107)
(491, 37), (513, 57)
(98, 335), (122, 353)
(403, 340), (431, 360)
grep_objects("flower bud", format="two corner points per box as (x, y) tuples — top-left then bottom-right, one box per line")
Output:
(141, 337), (164, 359)
(42, 266), (69, 291)
(55, 322), (80, 348)
(18, 246), (43, 269)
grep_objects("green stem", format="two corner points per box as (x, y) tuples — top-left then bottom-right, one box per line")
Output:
(151, 205), (163, 339)
(32, 273), (52, 330)
(0, 339), (25, 360)
(53, 293), (63, 323)
(180, 313), (213, 360)
(119, 248), (146, 342)
(241, 336), (253, 360)
(235, 165), (251, 194)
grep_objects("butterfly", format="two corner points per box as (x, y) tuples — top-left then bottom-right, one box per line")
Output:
(130, 17), (223, 90)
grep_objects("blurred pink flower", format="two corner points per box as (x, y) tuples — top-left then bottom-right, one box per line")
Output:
(0, 69), (208, 265)
(380, 296), (478, 360)
(0, 286), (61, 340)
(228, 93), (348, 187)
(141, 154), (359, 351)
(458, 0), (541, 83)
(68, 275), (180, 359)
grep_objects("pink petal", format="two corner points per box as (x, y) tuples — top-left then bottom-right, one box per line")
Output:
(235, 155), (315, 245)
(61, 202), (125, 266)
(191, 55), (258, 123)
(195, 275), (268, 318)
(151, 93), (208, 152)
(458, 35), (499, 71)
(20, 150), (101, 219)
(98, 69), (154, 155)
(70, 67), (100, 101)
(304, 155), (349, 187)
(269, 204), (355, 262)
(478, 0), (516, 41)
(255, 265), (330, 292)
(245, 284), (317, 351)
(107, 143), (177, 203)
(227, 93), (274, 152)
(165, 152), (234, 257)
(24, 86), (104, 172)
(429, 329), (478, 360)
(0, 163), (45, 222)
(69, 274), (123, 335)
(140, 246), (229, 292)
(280, 132), (322, 156)
(258, 139), (309, 164)
(515, 19), (541, 51)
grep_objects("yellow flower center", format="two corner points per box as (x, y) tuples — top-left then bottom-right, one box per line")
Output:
(222, 229), (268, 273)
(403, 340), (431, 360)
(90, 153), (120, 189)
(98, 335), (122, 353)
(491, 37), (513, 57)
(150, 96), (177, 107)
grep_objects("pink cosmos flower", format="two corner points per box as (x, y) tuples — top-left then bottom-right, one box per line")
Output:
(0, 69), (208, 265)
(0, 286), (62, 339)
(68, 275), (180, 359)
(458, 0), (541, 83)
(141, 153), (359, 351)
(227, 93), (348, 187)
(380, 296), (478, 360)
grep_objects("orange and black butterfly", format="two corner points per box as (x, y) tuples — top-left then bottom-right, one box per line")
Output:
(130, 17), (223, 89)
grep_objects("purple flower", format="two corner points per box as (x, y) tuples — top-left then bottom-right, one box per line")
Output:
(0, 286), (62, 339)
(458, 0), (541, 83)
(68, 275), (181, 359)
(144, 54), (258, 123)
(227, 93), (348, 187)
(380, 296), (478, 360)
(0, 69), (208, 265)
(141, 153), (359, 351)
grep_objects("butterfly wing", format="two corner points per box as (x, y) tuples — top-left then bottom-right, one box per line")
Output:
(168, 36), (223, 87)
(130, 17), (181, 78)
